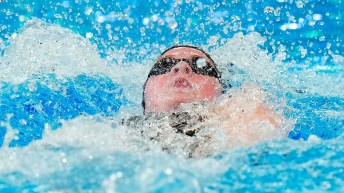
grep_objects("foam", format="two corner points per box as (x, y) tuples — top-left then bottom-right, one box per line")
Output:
(1, 118), (341, 192)
(0, 115), (144, 175)
(0, 115), (227, 183)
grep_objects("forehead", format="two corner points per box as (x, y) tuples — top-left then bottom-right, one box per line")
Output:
(160, 47), (211, 60)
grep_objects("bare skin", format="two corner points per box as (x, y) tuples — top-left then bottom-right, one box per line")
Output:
(206, 83), (287, 147)
(144, 47), (223, 113)
(144, 47), (287, 147)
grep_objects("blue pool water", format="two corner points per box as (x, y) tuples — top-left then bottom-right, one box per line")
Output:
(0, 0), (344, 192)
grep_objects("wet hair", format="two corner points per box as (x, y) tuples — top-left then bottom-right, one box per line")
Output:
(142, 44), (225, 111)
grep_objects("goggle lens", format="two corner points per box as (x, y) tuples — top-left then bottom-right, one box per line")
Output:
(148, 57), (221, 79)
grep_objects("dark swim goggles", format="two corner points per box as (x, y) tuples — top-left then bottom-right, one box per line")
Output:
(147, 57), (221, 79)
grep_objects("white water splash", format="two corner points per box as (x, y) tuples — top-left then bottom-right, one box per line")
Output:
(0, 19), (151, 108)
(0, 19), (106, 83)
(0, 19), (149, 87)
(0, 18), (340, 181)
(211, 32), (286, 84)
(211, 32), (344, 97)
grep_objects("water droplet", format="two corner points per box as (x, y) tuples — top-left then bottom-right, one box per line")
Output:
(11, 33), (17, 39)
(308, 21), (315, 26)
(143, 18), (149, 25)
(18, 15), (26, 22)
(313, 14), (322, 21)
(264, 6), (274, 14)
(296, 1), (305, 8)
(54, 14), (62, 19)
(207, 35), (219, 46)
(20, 119), (27, 125)
(151, 14), (159, 22)
(6, 10), (12, 16)
(86, 32), (93, 38)
(84, 7), (93, 15)
(168, 20), (178, 29)
(165, 168), (173, 175)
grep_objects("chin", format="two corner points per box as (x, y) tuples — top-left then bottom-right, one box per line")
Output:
(173, 90), (192, 96)
(172, 90), (195, 98)
(172, 86), (193, 92)
(173, 96), (198, 106)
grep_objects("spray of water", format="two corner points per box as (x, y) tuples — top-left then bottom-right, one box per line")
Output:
(1, 17), (343, 192)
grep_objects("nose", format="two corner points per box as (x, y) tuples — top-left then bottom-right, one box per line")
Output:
(170, 61), (193, 76)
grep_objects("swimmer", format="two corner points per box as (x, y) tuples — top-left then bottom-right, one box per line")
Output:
(143, 45), (222, 113)
(142, 45), (289, 150)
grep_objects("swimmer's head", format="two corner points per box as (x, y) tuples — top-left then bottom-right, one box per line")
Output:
(143, 45), (223, 113)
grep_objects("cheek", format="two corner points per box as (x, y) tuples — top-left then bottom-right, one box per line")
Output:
(144, 76), (168, 100)
(193, 77), (222, 99)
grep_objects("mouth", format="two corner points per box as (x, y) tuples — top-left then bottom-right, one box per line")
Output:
(173, 77), (192, 88)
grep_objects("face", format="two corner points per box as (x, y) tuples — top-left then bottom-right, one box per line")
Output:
(144, 47), (223, 113)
